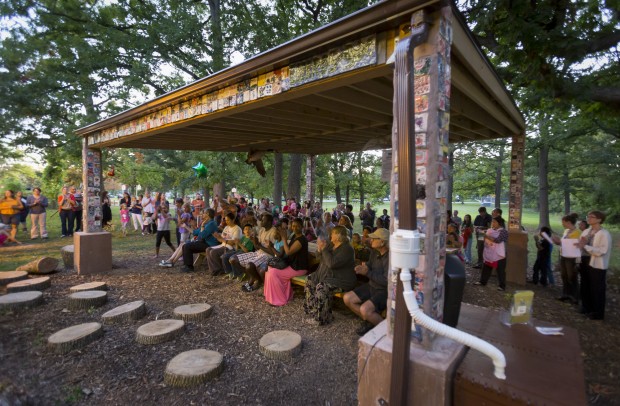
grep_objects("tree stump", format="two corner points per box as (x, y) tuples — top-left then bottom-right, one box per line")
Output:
(69, 281), (108, 292)
(136, 319), (184, 345)
(0, 271), (29, 286)
(173, 303), (212, 322)
(259, 330), (302, 360)
(0, 291), (43, 310)
(164, 349), (224, 387)
(68, 291), (108, 310)
(15, 257), (58, 275)
(7, 277), (51, 293)
(48, 322), (103, 354)
(101, 301), (146, 324)
(60, 245), (74, 269)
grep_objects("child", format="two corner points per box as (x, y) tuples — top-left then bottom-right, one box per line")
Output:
(179, 203), (193, 243)
(352, 233), (363, 250)
(361, 226), (373, 247)
(142, 215), (153, 235)
(223, 224), (256, 279)
(0, 222), (21, 246)
(446, 223), (465, 262)
(120, 204), (130, 237)
(153, 205), (175, 258)
(531, 226), (553, 286)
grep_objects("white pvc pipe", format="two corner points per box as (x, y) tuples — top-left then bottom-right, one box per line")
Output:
(399, 267), (507, 380)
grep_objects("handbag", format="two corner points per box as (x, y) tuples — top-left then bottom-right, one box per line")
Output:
(267, 256), (288, 270)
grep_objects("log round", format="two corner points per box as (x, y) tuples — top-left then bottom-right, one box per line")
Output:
(7, 277), (51, 293)
(48, 322), (103, 354)
(68, 290), (108, 310)
(0, 291), (43, 310)
(136, 319), (184, 345)
(0, 271), (29, 286)
(60, 245), (74, 269)
(173, 303), (212, 322)
(16, 257), (59, 275)
(69, 281), (108, 292)
(259, 330), (302, 360)
(101, 300), (146, 324)
(164, 349), (224, 387)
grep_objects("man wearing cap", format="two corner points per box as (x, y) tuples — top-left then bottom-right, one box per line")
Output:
(343, 227), (390, 336)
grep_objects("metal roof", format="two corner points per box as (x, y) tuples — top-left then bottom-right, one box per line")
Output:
(76, 0), (525, 154)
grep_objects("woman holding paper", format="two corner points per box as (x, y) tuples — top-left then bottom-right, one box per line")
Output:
(552, 213), (581, 305)
(577, 211), (612, 320)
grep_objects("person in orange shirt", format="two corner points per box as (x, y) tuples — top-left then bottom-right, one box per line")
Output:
(0, 189), (24, 241)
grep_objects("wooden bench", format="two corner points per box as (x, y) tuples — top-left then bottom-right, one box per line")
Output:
(291, 275), (344, 299)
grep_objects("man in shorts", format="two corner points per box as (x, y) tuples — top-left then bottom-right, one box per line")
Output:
(343, 227), (390, 336)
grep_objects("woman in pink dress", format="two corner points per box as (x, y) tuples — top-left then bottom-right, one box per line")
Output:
(264, 217), (309, 306)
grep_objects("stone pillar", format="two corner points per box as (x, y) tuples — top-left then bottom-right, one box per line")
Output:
(75, 138), (112, 275)
(507, 133), (528, 284)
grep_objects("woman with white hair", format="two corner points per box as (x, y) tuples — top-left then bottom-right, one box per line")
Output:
(303, 226), (356, 325)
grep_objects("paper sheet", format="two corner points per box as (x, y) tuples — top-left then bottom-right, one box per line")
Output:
(561, 238), (581, 258)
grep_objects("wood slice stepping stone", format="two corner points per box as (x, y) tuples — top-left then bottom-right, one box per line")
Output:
(48, 322), (103, 354)
(60, 245), (74, 269)
(136, 319), (184, 345)
(69, 281), (108, 292)
(164, 349), (224, 387)
(259, 330), (302, 360)
(16, 257), (59, 275)
(7, 276), (51, 293)
(101, 300), (146, 324)
(0, 271), (28, 286)
(68, 291), (108, 310)
(0, 291), (43, 310)
(173, 303), (212, 322)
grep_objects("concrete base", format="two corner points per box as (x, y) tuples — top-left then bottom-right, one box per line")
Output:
(357, 321), (466, 405)
(506, 230), (528, 285)
(74, 232), (112, 275)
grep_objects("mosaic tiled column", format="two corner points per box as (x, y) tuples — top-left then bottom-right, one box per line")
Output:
(82, 139), (103, 233)
(388, 6), (453, 347)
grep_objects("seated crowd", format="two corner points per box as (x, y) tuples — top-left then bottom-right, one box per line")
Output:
(154, 195), (391, 333)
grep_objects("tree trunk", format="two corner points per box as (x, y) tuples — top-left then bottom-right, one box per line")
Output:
(494, 141), (505, 209)
(287, 153), (303, 204)
(538, 143), (550, 227)
(356, 152), (365, 206)
(335, 184), (342, 204)
(305, 155), (316, 203)
(213, 182), (225, 201)
(318, 184), (324, 207)
(274, 153), (283, 208)
(345, 184), (350, 205)
(563, 164), (571, 214)
(208, 0), (225, 72)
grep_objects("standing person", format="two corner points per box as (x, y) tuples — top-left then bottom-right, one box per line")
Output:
(192, 193), (205, 225)
(379, 209), (390, 230)
(472, 207), (493, 268)
(359, 202), (376, 229)
(119, 192), (131, 210)
(461, 214), (474, 264)
(264, 217), (309, 306)
(551, 213), (581, 305)
(344, 228), (390, 335)
(531, 226), (553, 286)
(452, 210), (462, 230)
(304, 226), (356, 325)
(71, 186), (83, 233)
(577, 211), (612, 320)
(153, 204), (176, 258)
(120, 204), (130, 237)
(180, 208), (219, 273)
(130, 195), (143, 232)
(27, 187), (48, 239)
(101, 191), (112, 229)
(57, 186), (75, 237)
(141, 192), (155, 234)
(173, 198), (184, 246)
(0, 190), (23, 241)
(15, 191), (28, 233)
(474, 217), (507, 291)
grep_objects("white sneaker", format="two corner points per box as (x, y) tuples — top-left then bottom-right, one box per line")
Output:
(159, 261), (173, 268)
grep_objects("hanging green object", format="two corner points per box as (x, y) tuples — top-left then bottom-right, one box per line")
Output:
(192, 162), (207, 178)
